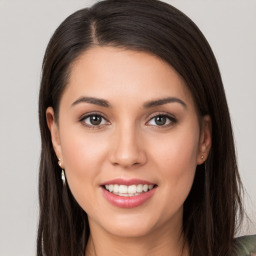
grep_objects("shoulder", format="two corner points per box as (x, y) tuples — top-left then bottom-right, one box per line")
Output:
(234, 235), (256, 256)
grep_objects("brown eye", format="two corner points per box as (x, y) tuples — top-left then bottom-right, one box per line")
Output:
(81, 114), (109, 127)
(155, 115), (167, 126)
(90, 115), (102, 125)
(147, 114), (177, 127)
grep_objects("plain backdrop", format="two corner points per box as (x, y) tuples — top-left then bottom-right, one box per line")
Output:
(0, 1), (255, 255)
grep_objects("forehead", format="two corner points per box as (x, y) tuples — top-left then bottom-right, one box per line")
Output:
(62, 46), (195, 109)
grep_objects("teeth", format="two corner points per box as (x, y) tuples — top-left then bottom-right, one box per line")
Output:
(137, 184), (143, 193)
(114, 184), (119, 193)
(104, 184), (155, 196)
(119, 185), (128, 194)
(143, 184), (148, 192)
(109, 184), (114, 192)
(128, 185), (136, 194)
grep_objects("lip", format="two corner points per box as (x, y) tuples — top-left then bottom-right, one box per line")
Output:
(101, 179), (157, 208)
(101, 178), (155, 186)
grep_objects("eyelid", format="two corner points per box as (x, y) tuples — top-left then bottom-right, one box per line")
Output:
(78, 111), (177, 128)
(79, 112), (110, 128)
(146, 112), (177, 127)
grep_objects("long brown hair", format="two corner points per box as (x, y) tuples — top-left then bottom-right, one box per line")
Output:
(37, 0), (243, 255)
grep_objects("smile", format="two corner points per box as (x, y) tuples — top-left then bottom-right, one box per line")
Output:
(104, 184), (155, 197)
(101, 179), (157, 208)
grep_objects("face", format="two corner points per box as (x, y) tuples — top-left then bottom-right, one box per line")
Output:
(47, 47), (211, 239)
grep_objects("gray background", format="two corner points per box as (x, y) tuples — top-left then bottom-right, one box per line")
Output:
(0, 1), (255, 255)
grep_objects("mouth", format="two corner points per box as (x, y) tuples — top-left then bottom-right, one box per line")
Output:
(100, 179), (158, 208)
(102, 184), (156, 197)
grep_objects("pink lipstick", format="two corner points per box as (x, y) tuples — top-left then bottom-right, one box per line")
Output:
(101, 179), (157, 208)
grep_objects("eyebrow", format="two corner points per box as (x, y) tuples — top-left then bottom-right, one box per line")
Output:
(71, 96), (187, 109)
(143, 97), (187, 108)
(71, 96), (110, 108)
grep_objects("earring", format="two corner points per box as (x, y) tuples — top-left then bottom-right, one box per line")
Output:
(61, 169), (66, 185)
(201, 155), (204, 159)
(58, 159), (66, 185)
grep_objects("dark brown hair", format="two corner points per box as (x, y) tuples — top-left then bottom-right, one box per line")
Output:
(38, 0), (243, 255)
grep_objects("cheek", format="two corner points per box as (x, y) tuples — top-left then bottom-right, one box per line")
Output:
(151, 125), (199, 201)
(60, 124), (108, 173)
(58, 125), (109, 209)
(153, 127), (199, 169)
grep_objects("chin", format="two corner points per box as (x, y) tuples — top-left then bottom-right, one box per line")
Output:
(91, 210), (163, 239)
(105, 221), (154, 238)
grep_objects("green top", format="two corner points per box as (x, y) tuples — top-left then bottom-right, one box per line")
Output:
(234, 235), (256, 256)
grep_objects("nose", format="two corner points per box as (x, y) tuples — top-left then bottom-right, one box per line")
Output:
(109, 124), (147, 168)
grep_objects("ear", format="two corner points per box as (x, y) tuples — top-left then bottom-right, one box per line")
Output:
(46, 107), (63, 165)
(197, 115), (212, 165)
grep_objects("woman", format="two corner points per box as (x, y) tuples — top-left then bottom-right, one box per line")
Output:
(37, 0), (256, 255)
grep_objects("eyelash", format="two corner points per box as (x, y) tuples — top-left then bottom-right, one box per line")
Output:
(79, 112), (110, 129)
(79, 112), (177, 129)
(146, 112), (177, 128)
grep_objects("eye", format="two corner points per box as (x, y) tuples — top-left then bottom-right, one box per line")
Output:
(80, 114), (109, 127)
(147, 114), (176, 127)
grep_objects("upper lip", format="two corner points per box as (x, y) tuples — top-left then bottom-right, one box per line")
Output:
(101, 178), (156, 186)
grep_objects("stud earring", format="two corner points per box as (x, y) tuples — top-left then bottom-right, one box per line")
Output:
(201, 155), (204, 159)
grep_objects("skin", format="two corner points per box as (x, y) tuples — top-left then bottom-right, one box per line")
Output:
(47, 46), (211, 256)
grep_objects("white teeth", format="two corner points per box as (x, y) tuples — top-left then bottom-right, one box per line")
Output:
(104, 184), (155, 196)
(143, 184), (148, 192)
(119, 193), (129, 197)
(119, 185), (128, 194)
(114, 184), (119, 193)
(109, 184), (114, 192)
(128, 185), (137, 194)
(137, 184), (143, 193)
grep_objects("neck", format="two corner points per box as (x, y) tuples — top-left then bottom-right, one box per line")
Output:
(85, 219), (189, 256)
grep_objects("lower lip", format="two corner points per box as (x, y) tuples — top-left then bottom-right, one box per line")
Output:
(101, 187), (157, 208)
